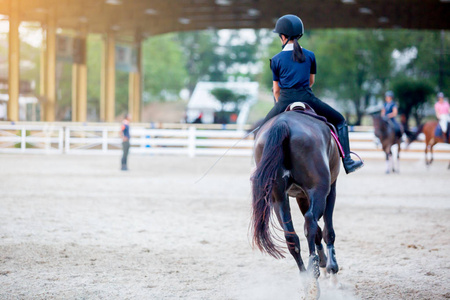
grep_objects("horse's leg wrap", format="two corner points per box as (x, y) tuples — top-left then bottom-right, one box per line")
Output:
(326, 245), (339, 274)
(307, 254), (320, 279)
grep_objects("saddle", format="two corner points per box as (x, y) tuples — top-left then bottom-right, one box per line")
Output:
(285, 102), (345, 157)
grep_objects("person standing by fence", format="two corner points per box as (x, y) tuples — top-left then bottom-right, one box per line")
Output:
(121, 114), (131, 171)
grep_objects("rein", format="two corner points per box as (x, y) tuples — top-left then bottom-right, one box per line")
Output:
(194, 126), (260, 184)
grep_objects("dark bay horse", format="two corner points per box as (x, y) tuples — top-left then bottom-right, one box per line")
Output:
(408, 120), (450, 168)
(251, 111), (340, 299)
(372, 114), (403, 173)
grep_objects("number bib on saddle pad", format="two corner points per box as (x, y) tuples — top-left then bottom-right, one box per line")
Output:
(435, 122), (450, 141)
(285, 102), (345, 157)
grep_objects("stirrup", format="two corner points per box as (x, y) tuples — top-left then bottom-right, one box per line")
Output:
(349, 151), (364, 164)
(343, 151), (364, 174)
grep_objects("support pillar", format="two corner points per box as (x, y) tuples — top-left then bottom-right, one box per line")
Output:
(71, 64), (78, 121)
(77, 38), (87, 122)
(44, 9), (56, 122)
(8, 0), (20, 121)
(40, 29), (47, 121)
(105, 31), (116, 122)
(128, 39), (142, 122)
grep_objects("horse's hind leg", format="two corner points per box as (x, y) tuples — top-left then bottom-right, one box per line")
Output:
(396, 142), (401, 173)
(322, 182), (339, 275)
(296, 197), (327, 273)
(272, 173), (306, 273)
(384, 151), (391, 174)
(430, 144), (435, 165)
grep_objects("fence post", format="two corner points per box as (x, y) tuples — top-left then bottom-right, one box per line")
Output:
(21, 127), (26, 152)
(188, 126), (196, 157)
(65, 127), (71, 153)
(102, 128), (108, 153)
(58, 127), (64, 153)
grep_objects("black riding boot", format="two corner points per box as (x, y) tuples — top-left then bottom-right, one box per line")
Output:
(337, 122), (364, 174)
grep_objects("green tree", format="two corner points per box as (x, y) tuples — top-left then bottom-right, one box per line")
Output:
(210, 87), (247, 122)
(392, 78), (434, 125)
(178, 30), (260, 93)
(142, 33), (188, 101)
(86, 35), (102, 120)
(211, 88), (246, 109)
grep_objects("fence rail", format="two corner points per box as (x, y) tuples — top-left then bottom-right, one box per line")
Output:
(1, 124), (450, 160)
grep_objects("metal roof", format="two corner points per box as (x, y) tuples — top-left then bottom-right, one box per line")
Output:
(0, 0), (449, 39)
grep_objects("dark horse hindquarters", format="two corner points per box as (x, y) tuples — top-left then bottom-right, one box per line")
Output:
(251, 112), (340, 284)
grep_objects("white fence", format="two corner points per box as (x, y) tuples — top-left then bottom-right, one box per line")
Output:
(1, 124), (450, 160)
(0, 124), (64, 154)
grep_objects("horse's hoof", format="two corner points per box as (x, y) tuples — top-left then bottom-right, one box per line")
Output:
(326, 246), (339, 274)
(326, 263), (339, 274)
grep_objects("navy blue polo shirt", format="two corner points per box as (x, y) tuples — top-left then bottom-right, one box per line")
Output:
(271, 44), (317, 89)
(384, 101), (397, 119)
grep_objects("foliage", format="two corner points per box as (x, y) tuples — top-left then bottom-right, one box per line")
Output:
(392, 78), (434, 125)
(178, 30), (260, 93)
(210, 87), (247, 111)
(142, 33), (188, 102)
(86, 35), (102, 120)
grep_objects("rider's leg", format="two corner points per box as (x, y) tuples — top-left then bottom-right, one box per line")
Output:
(439, 114), (449, 142)
(302, 93), (364, 174)
(390, 119), (402, 138)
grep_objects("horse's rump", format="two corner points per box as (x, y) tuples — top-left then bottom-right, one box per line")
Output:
(251, 111), (340, 258)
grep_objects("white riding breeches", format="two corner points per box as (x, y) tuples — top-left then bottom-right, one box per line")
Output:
(439, 114), (449, 133)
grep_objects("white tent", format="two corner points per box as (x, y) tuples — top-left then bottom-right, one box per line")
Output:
(186, 81), (258, 127)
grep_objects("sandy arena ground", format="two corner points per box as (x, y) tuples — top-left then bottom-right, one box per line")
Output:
(0, 154), (449, 300)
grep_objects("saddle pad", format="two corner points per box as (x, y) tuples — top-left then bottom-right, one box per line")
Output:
(286, 102), (345, 158)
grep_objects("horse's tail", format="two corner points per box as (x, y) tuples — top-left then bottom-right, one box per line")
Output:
(407, 123), (424, 145)
(251, 120), (290, 259)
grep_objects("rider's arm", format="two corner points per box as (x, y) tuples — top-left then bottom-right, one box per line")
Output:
(388, 107), (398, 118)
(381, 108), (385, 117)
(273, 81), (281, 102)
(309, 74), (315, 87)
(435, 103), (441, 119)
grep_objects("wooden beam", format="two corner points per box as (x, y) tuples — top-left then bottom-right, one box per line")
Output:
(7, 0), (20, 122)
(44, 7), (56, 122)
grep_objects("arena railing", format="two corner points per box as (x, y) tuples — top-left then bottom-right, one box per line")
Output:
(1, 123), (450, 160)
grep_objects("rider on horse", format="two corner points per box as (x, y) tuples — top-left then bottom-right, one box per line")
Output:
(260, 14), (363, 174)
(381, 91), (402, 138)
(435, 92), (449, 142)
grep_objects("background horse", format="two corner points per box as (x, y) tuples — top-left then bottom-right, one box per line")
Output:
(251, 111), (340, 299)
(372, 114), (403, 173)
(408, 120), (450, 168)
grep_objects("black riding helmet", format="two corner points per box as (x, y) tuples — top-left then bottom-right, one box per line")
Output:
(273, 14), (304, 39)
